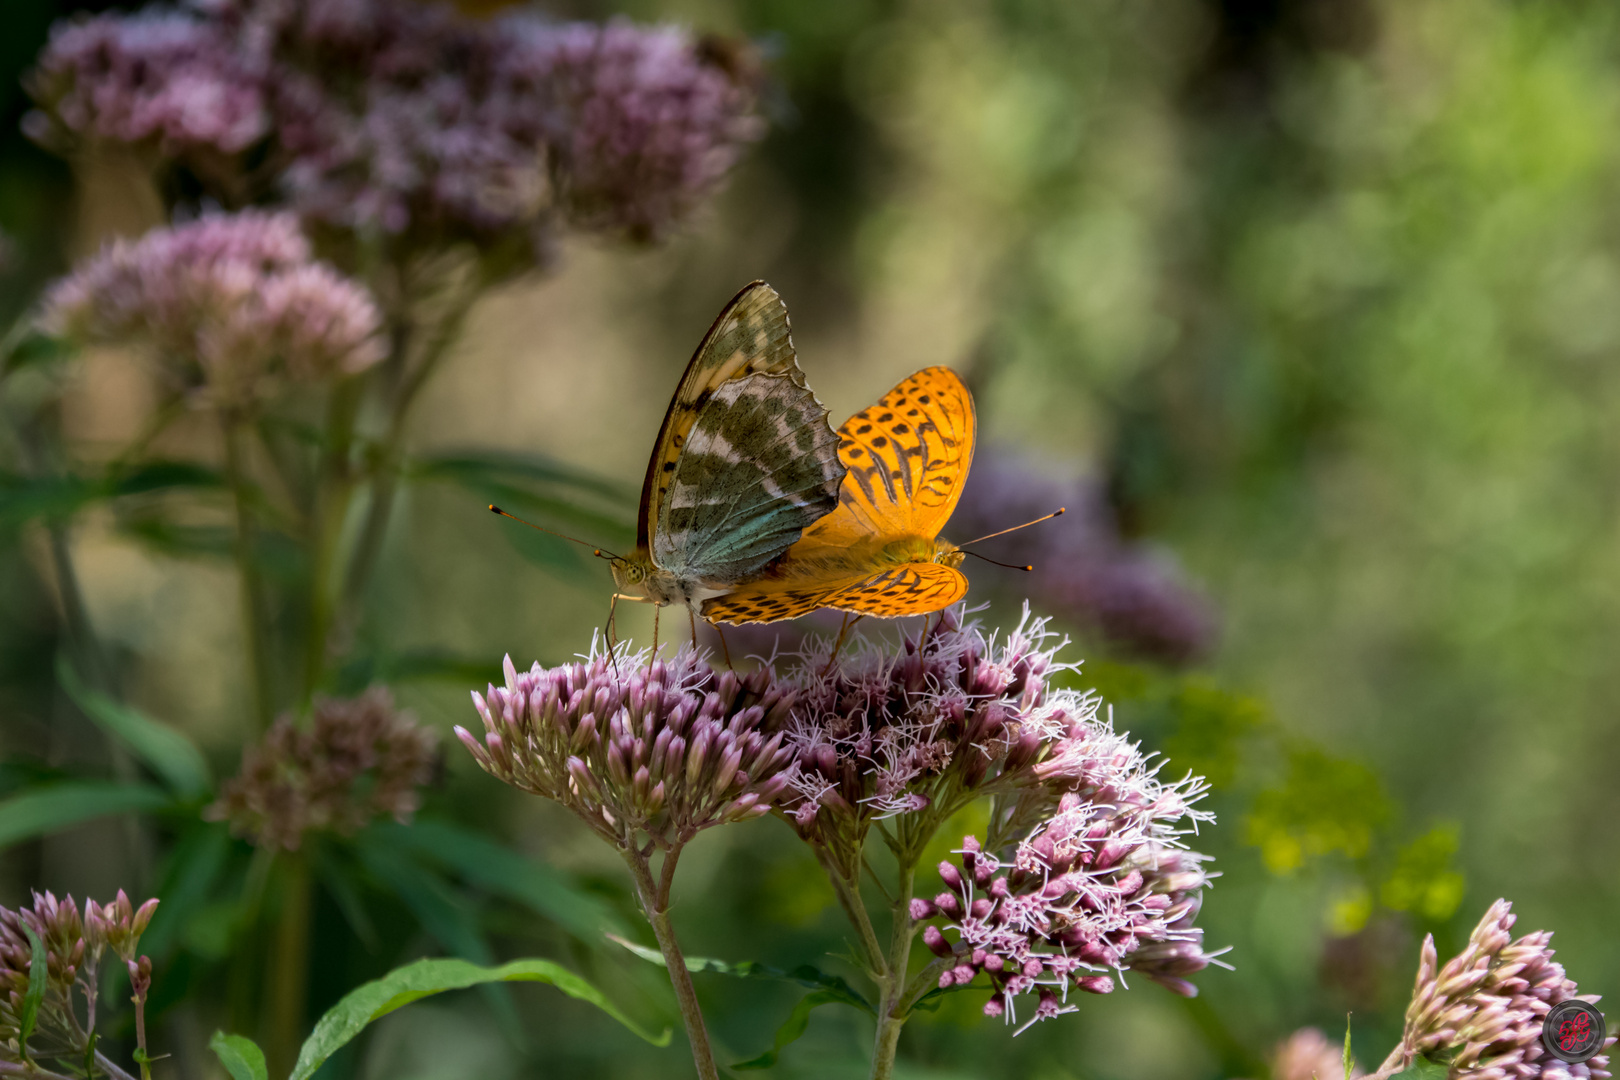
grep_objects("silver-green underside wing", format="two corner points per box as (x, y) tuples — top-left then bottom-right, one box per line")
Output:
(642, 282), (845, 584)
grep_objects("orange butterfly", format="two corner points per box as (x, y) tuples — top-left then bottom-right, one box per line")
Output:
(702, 366), (981, 624)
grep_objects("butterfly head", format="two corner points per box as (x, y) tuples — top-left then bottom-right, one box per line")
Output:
(610, 555), (648, 593)
(934, 539), (965, 569)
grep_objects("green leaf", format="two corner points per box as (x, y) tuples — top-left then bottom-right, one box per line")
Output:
(355, 838), (521, 1039)
(209, 1031), (269, 1080)
(733, 988), (846, 1070)
(0, 462), (223, 529)
(374, 821), (625, 941)
(0, 782), (173, 849)
(1389, 1059), (1450, 1079)
(608, 934), (872, 1014)
(1344, 1014), (1354, 1080)
(413, 450), (635, 508)
(3, 330), (73, 376)
(57, 656), (212, 797)
(142, 823), (233, 958)
(289, 957), (670, 1080)
(18, 925), (46, 1053)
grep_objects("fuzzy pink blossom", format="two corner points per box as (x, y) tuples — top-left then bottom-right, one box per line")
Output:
(1375, 899), (1615, 1080)
(23, 10), (267, 157)
(40, 210), (384, 405)
(506, 17), (766, 239)
(457, 643), (798, 850)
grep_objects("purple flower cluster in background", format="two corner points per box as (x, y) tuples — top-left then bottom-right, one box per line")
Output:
(23, 10), (267, 160)
(24, 0), (766, 256)
(1379, 899), (1615, 1080)
(40, 210), (384, 405)
(950, 450), (1217, 665)
(209, 688), (438, 850)
(458, 645), (797, 850)
(517, 18), (766, 239)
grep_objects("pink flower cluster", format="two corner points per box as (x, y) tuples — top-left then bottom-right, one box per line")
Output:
(912, 763), (1215, 1027)
(458, 645), (798, 850)
(515, 18), (767, 239)
(25, 1), (765, 253)
(781, 608), (1089, 839)
(1384, 899), (1615, 1080)
(23, 10), (268, 158)
(0, 891), (158, 1059)
(40, 210), (384, 405)
(209, 688), (438, 850)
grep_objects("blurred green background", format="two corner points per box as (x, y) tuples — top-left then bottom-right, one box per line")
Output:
(5, 0), (1620, 1077)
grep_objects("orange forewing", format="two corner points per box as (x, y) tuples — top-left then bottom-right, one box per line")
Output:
(793, 366), (974, 551)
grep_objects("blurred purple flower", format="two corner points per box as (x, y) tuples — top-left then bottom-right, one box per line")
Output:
(40, 210), (385, 405)
(1375, 899), (1615, 1080)
(208, 688), (438, 851)
(458, 643), (797, 851)
(23, 9), (267, 159)
(504, 16), (766, 239)
(1272, 1027), (1364, 1080)
(950, 451), (1217, 664)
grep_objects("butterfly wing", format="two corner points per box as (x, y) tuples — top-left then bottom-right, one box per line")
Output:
(702, 562), (969, 624)
(795, 366), (976, 550)
(641, 282), (845, 583)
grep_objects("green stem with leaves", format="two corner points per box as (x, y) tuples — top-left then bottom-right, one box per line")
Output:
(622, 846), (719, 1080)
(300, 378), (364, 704)
(869, 857), (917, 1080)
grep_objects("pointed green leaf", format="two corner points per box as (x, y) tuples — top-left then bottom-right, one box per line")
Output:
(209, 1031), (269, 1080)
(733, 988), (845, 1070)
(18, 925), (46, 1053)
(1389, 1060), (1450, 1079)
(57, 656), (211, 797)
(289, 957), (669, 1080)
(142, 823), (233, 958)
(608, 934), (872, 1014)
(0, 783), (173, 849)
(1343, 1014), (1354, 1080)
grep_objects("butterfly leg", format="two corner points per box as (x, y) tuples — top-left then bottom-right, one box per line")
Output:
(604, 592), (622, 673)
(711, 619), (734, 669)
(820, 612), (861, 677)
(651, 603), (661, 668)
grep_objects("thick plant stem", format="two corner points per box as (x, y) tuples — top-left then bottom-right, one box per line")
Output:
(623, 849), (719, 1080)
(300, 378), (363, 704)
(822, 854), (884, 976)
(223, 416), (275, 731)
(869, 862), (916, 1080)
(263, 852), (313, 1080)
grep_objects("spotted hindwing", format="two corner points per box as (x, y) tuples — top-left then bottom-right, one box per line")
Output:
(702, 562), (968, 624)
(645, 283), (845, 583)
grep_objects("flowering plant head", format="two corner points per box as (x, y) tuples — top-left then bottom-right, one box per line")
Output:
(779, 607), (1219, 1026)
(23, 9), (268, 163)
(457, 644), (797, 852)
(39, 210), (384, 407)
(26, 1), (767, 265)
(1389, 899), (1615, 1080)
(0, 891), (157, 1063)
(209, 687), (438, 851)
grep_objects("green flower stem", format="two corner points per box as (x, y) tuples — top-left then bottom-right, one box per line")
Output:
(821, 852), (884, 977)
(223, 414), (275, 732)
(300, 377), (364, 703)
(623, 847), (719, 1080)
(337, 280), (482, 638)
(868, 860), (917, 1080)
(264, 851), (313, 1080)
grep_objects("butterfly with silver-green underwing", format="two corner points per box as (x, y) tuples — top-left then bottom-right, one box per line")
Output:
(605, 282), (847, 626)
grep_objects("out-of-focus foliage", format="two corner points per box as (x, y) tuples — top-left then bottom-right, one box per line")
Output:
(3, 0), (1620, 1077)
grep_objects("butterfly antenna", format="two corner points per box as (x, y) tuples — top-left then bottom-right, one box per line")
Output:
(489, 505), (620, 561)
(957, 507), (1065, 548)
(963, 550), (1033, 571)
